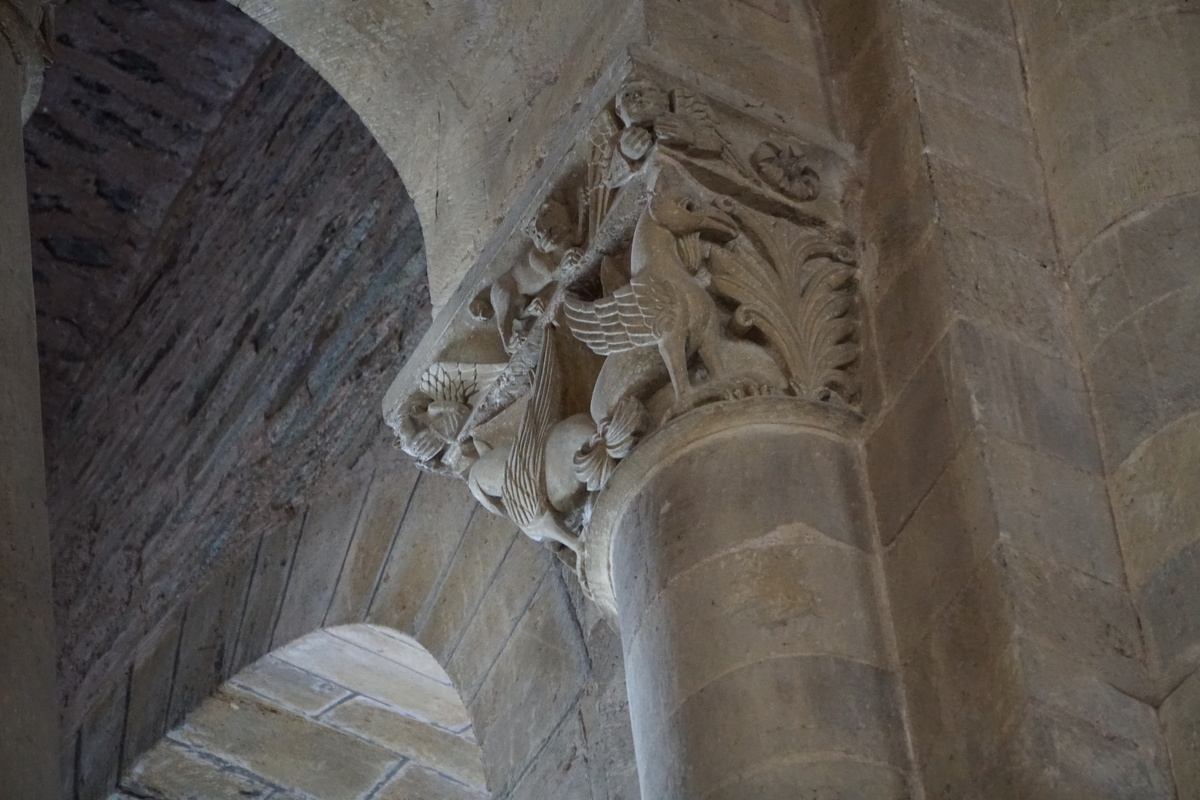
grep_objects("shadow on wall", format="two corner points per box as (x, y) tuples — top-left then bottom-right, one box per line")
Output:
(112, 625), (487, 800)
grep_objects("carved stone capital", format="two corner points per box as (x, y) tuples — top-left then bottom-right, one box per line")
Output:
(383, 67), (865, 615)
(0, 0), (52, 122)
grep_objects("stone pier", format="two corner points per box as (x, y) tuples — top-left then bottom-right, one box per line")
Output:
(0, 0), (58, 795)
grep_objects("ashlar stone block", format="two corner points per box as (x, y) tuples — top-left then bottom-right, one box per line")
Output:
(322, 696), (486, 788)
(170, 686), (399, 799)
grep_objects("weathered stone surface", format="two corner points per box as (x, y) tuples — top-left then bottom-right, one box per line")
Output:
(1137, 282), (1200, 430)
(867, 340), (962, 544)
(927, 156), (1055, 266)
(628, 532), (889, 724)
(446, 536), (553, 704)
(367, 474), (476, 633)
(416, 509), (519, 663)
(1161, 667), (1200, 799)
(1112, 413), (1200, 592)
(905, 552), (1023, 796)
(327, 625), (452, 685)
(872, 227), (952, 397)
(77, 672), (127, 800)
(885, 437), (996, 656)
(373, 763), (486, 800)
(644, 0), (830, 132)
(1005, 546), (1151, 700)
(232, 518), (305, 675)
(861, 103), (937, 288)
(642, 656), (906, 797)
(275, 631), (470, 730)
(46, 31), (431, 739)
(955, 321), (1101, 474)
(470, 576), (588, 794)
(1017, 643), (1168, 776)
(325, 461), (422, 626)
(123, 740), (273, 800)
(122, 613), (183, 774)
(1137, 541), (1200, 688)
(324, 696), (486, 788)
(171, 687), (399, 799)
(167, 562), (253, 729)
(1084, 320), (1162, 469)
(703, 760), (908, 800)
(228, 656), (350, 717)
(272, 476), (371, 648)
(945, 226), (1072, 353)
(26, 0), (274, 432)
(901, 0), (1028, 129)
(506, 711), (594, 800)
(987, 436), (1123, 585)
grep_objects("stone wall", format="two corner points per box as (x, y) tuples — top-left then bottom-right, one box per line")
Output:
(26, 0), (272, 436)
(816, 0), (1193, 796)
(28, 1), (1200, 798)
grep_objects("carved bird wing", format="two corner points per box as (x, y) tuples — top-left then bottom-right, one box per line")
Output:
(658, 90), (724, 155)
(564, 273), (676, 355)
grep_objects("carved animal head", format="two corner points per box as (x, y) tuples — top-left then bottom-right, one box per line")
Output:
(528, 191), (578, 253)
(647, 173), (738, 243)
(615, 80), (669, 126)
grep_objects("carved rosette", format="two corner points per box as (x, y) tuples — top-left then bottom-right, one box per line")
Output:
(385, 70), (863, 615)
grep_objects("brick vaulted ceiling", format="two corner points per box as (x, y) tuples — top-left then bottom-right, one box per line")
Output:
(25, 0), (432, 727)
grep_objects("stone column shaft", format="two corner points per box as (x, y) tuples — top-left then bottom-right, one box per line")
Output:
(0, 1), (59, 795)
(598, 402), (910, 799)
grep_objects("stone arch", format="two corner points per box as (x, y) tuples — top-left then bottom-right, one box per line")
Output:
(42, 3), (863, 797)
(116, 623), (487, 799)
(100, 450), (620, 800)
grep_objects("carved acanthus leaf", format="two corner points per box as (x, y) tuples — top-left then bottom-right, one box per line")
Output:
(708, 211), (859, 406)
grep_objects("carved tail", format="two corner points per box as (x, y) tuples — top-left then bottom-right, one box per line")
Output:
(501, 329), (581, 552)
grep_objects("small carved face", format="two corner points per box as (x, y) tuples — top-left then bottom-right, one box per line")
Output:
(530, 197), (574, 252)
(616, 81), (668, 126)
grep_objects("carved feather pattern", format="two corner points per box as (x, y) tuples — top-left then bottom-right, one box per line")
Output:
(418, 362), (506, 405)
(563, 273), (677, 355)
(708, 212), (860, 406)
(502, 329), (560, 530)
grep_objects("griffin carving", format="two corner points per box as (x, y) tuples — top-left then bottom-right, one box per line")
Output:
(565, 169), (738, 414)
(386, 75), (861, 587)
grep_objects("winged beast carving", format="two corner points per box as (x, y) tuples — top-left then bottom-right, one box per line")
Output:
(386, 74), (861, 588)
(565, 169), (738, 413)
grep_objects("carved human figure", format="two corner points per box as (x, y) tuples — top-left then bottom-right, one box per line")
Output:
(608, 80), (725, 188)
(482, 192), (582, 353)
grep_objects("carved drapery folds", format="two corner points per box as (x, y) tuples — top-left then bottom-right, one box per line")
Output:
(386, 71), (861, 608)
